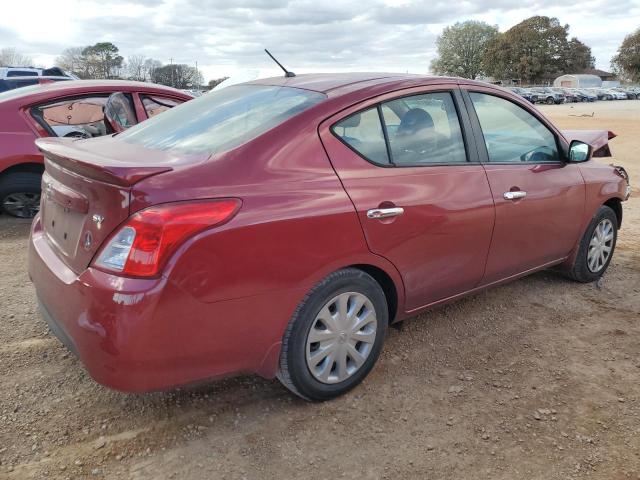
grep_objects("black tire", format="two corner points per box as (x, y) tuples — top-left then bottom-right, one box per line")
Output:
(277, 268), (388, 401)
(568, 205), (618, 283)
(0, 171), (42, 218)
(546, 96), (555, 105)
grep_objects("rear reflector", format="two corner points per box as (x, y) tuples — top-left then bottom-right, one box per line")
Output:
(93, 199), (241, 277)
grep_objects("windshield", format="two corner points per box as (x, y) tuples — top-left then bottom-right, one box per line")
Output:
(119, 84), (326, 155)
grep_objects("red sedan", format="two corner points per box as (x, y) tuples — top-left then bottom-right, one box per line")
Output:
(0, 80), (192, 217)
(28, 74), (631, 401)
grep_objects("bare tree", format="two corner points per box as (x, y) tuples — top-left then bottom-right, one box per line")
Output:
(126, 54), (146, 81)
(55, 47), (85, 76)
(0, 47), (34, 67)
(143, 58), (162, 82)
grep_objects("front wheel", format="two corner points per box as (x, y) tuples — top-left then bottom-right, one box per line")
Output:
(277, 268), (388, 401)
(568, 205), (618, 283)
(546, 97), (555, 105)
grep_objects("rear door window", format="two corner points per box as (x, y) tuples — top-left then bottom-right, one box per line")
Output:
(32, 95), (115, 138)
(381, 92), (467, 166)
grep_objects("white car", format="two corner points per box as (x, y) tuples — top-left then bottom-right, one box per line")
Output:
(606, 89), (627, 100)
(0, 66), (78, 80)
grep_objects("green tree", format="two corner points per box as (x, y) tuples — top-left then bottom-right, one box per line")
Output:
(430, 21), (499, 79)
(566, 38), (595, 73)
(82, 42), (123, 78)
(483, 16), (593, 84)
(151, 64), (203, 89)
(208, 77), (229, 89)
(612, 29), (640, 82)
(56, 43), (123, 79)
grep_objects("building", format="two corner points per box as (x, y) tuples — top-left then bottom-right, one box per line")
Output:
(581, 69), (617, 82)
(553, 74), (602, 88)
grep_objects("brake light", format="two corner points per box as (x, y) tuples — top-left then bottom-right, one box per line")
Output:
(93, 199), (241, 277)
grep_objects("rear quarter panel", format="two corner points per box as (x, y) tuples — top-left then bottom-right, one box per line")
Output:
(125, 109), (406, 360)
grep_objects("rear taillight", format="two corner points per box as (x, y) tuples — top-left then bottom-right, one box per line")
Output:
(93, 199), (241, 277)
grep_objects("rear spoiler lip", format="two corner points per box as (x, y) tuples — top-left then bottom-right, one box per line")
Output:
(36, 137), (172, 187)
(562, 129), (616, 158)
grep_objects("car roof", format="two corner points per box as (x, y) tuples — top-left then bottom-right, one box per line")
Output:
(248, 72), (477, 97)
(0, 79), (191, 106)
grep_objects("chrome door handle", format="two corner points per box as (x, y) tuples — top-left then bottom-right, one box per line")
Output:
(503, 191), (527, 200)
(367, 207), (404, 219)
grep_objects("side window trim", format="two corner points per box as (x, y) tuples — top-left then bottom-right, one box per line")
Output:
(376, 104), (396, 166)
(461, 88), (563, 164)
(331, 88), (477, 168)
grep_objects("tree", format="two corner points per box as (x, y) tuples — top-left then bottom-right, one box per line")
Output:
(0, 47), (34, 67)
(483, 16), (593, 84)
(151, 64), (203, 89)
(566, 38), (595, 73)
(208, 77), (229, 89)
(142, 58), (162, 82)
(82, 42), (123, 78)
(430, 21), (499, 79)
(55, 43), (123, 79)
(56, 47), (85, 76)
(125, 54), (146, 81)
(612, 29), (640, 82)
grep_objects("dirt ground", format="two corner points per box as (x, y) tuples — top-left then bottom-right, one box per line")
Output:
(1, 100), (639, 480)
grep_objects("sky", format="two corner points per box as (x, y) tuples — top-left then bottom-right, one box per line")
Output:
(1, 0), (639, 83)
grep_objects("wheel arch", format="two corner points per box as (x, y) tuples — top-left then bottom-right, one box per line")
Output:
(603, 197), (622, 228)
(347, 263), (400, 324)
(0, 162), (45, 177)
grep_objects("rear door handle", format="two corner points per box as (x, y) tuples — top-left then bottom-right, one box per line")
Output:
(367, 207), (404, 219)
(503, 191), (527, 200)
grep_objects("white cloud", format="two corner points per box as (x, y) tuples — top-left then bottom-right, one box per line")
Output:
(1, 0), (637, 81)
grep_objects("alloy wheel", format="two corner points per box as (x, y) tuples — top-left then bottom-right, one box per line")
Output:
(2, 192), (41, 218)
(587, 218), (614, 273)
(305, 292), (377, 384)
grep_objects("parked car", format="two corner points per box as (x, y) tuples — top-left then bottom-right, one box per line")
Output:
(507, 87), (538, 103)
(0, 66), (78, 79)
(0, 80), (192, 218)
(553, 88), (577, 103)
(28, 74), (630, 401)
(0, 76), (72, 93)
(572, 89), (598, 102)
(612, 88), (637, 100)
(531, 87), (565, 104)
(607, 89), (628, 100)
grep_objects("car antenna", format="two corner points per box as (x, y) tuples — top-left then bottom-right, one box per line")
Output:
(264, 49), (296, 78)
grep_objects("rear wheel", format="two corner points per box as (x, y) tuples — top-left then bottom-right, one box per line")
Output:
(568, 206), (618, 283)
(277, 268), (388, 401)
(0, 172), (42, 218)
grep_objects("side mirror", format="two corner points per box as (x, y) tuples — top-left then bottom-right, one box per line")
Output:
(568, 140), (591, 163)
(103, 92), (137, 133)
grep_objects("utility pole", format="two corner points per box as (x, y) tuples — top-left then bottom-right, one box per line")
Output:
(170, 57), (174, 87)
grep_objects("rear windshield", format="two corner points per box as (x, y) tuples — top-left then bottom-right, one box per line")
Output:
(118, 84), (326, 155)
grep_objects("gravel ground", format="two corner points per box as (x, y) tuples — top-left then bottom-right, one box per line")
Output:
(0, 100), (639, 480)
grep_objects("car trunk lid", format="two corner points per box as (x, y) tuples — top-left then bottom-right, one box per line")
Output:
(36, 137), (174, 273)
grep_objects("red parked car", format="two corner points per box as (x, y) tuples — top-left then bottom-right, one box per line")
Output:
(0, 80), (192, 218)
(28, 74), (631, 401)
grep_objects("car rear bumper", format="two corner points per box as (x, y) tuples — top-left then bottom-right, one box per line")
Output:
(28, 215), (300, 392)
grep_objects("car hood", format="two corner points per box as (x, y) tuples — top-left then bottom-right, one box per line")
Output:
(562, 130), (616, 158)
